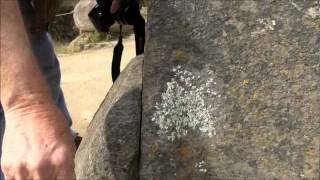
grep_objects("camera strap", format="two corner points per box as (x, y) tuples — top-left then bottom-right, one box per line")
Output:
(133, 13), (145, 55)
(111, 11), (145, 82)
(112, 25), (124, 82)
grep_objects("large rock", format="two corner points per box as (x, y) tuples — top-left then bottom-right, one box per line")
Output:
(73, 0), (96, 32)
(75, 55), (143, 179)
(141, 0), (320, 179)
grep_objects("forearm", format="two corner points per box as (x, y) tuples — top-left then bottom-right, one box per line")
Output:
(0, 0), (53, 112)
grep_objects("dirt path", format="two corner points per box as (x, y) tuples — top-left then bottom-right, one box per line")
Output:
(58, 36), (136, 135)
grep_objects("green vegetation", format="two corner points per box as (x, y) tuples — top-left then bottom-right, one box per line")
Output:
(53, 41), (71, 54)
(53, 30), (133, 54)
(88, 30), (132, 43)
(89, 31), (118, 43)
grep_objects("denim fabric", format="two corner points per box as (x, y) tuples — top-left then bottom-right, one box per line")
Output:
(30, 32), (72, 125)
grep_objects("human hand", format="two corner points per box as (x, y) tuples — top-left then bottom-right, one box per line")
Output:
(1, 104), (76, 179)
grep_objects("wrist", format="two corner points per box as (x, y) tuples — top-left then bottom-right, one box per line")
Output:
(4, 100), (70, 135)
(2, 92), (54, 115)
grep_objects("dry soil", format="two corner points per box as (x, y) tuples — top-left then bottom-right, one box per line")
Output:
(58, 35), (136, 135)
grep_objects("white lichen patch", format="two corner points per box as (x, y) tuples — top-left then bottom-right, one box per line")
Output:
(306, 6), (320, 18)
(251, 18), (276, 36)
(151, 65), (225, 141)
(195, 160), (207, 173)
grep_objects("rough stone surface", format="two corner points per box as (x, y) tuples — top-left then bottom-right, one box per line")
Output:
(75, 55), (143, 180)
(73, 0), (97, 32)
(141, 0), (320, 179)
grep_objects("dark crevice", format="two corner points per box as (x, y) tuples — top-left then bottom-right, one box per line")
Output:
(137, 55), (145, 180)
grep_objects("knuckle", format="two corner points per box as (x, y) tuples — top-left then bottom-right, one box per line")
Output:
(2, 162), (28, 177)
(1, 165), (10, 175)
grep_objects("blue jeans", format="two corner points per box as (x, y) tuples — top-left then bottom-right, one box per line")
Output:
(0, 32), (72, 179)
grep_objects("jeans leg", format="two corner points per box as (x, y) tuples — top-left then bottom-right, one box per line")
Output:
(30, 32), (73, 126)
(0, 106), (5, 180)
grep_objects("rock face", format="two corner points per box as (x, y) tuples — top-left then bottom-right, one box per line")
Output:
(75, 55), (143, 179)
(73, 0), (96, 32)
(141, 0), (320, 179)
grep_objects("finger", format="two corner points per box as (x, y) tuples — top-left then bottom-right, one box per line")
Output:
(30, 161), (55, 180)
(3, 167), (14, 180)
(3, 164), (30, 180)
(16, 163), (31, 180)
(110, 0), (120, 14)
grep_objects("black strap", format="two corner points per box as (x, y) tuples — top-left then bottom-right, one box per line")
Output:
(111, 25), (124, 82)
(111, 2), (145, 82)
(133, 14), (145, 55)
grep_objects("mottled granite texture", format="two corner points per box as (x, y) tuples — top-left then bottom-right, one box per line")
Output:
(141, 0), (320, 179)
